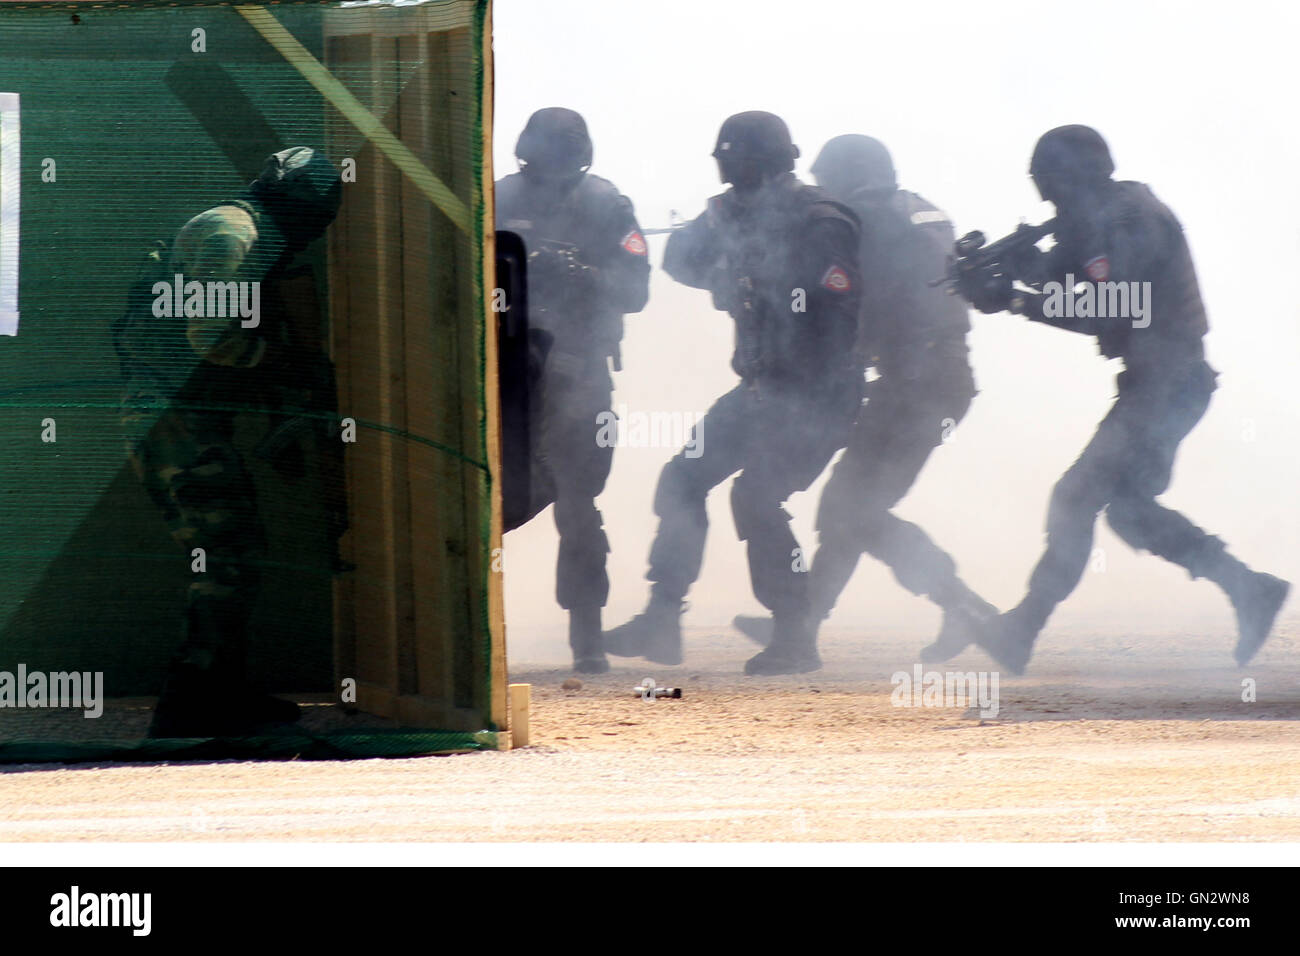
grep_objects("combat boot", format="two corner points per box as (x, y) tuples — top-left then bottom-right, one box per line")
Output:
(149, 663), (301, 738)
(1190, 542), (1291, 665)
(148, 662), (227, 738)
(569, 606), (609, 674)
(920, 590), (1000, 664)
(1230, 573), (1290, 666)
(603, 588), (685, 665)
(1210, 563), (1291, 666)
(979, 601), (1048, 676)
(732, 614), (774, 646)
(744, 611), (821, 675)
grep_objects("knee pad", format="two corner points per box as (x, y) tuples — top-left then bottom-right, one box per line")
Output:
(731, 474), (790, 542)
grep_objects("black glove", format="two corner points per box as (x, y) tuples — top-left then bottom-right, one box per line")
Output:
(527, 246), (599, 304)
(526, 246), (568, 286)
(957, 268), (1015, 314)
(1002, 243), (1047, 286)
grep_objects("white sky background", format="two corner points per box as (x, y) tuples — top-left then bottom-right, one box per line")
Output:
(493, 0), (1300, 658)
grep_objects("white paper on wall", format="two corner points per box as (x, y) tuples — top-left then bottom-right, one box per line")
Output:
(0, 92), (19, 336)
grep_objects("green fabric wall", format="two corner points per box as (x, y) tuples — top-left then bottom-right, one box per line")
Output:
(0, 4), (336, 694)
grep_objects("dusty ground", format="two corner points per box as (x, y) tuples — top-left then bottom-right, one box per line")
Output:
(2, 619), (1299, 842)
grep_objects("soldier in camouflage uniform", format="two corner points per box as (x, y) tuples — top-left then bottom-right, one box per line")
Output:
(116, 147), (342, 737)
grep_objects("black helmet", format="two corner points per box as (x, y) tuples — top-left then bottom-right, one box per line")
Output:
(244, 146), (342, 255)
(1030, 125), (1114, 202)
(712, 111), (799, 186)
(516, 107), (593, 178)
(810, 134), (896, 196)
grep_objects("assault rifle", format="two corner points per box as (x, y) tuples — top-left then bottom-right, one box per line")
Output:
(932, 218), (1056, 295)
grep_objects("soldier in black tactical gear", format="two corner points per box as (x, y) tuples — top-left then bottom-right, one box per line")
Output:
(958, 125), (1289, 673)
(495, 108), (651, 673)
(604, 112), (862, 674)
(733, 135), (996, 670)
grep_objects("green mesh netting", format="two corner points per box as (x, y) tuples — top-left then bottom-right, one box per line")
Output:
(0, 0), (498, 761)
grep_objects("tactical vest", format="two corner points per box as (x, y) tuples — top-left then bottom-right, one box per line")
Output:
(850, 187), (971, 382)
(1055, 181), (1208, 376)
(709, 176), (861, 389)
(495, 172), (627, 360)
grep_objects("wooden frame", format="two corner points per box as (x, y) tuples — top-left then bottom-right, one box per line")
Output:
(322, 0), (504, 734)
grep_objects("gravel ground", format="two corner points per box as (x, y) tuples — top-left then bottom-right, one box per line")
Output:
(2, 620), (1298, 842)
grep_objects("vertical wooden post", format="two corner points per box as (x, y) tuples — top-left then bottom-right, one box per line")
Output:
(508, 683), (530, 748)
(481, 0), (509, 738)
(324, 0), (504, 736)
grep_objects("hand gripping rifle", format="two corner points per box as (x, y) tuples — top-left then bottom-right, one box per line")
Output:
(931, 219), (1057, 299)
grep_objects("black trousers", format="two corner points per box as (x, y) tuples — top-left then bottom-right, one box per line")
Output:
(1024, 360), (1224, 613)
(645, 378), (859, 617)
(812, 373), (976, 615)
(503, 342), (614, 610)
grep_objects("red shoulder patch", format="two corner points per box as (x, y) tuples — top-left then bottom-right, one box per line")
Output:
(1084, 255), (1110, 281)
(621, 230), (648, 256)
(820, 264), (851, 292)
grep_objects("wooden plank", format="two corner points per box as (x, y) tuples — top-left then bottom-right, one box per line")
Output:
(371, 33), (418, 699)
(320, 1), (475, 38)
(399, 31), (453, 709)
(482, 0), (509, 732)
(425, 24), (480, 717)
(394, 695), (498, 734)
(420, 27), (471, 715)
(355, 686), (497, 735)
(326, 32), (366, 701)
(328, 33), (414, 701)
(355, 681), (397, 719)
(508, 683), (530, 747)
(323, 2), (502, 731)
(447, 25), (481, 716)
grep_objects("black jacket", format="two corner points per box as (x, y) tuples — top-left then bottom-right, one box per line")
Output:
(495, 171), (650, 361)
(1033, 180), (1208, 380)
(663, 172), (861, 394)
(847, 186), (971, 388)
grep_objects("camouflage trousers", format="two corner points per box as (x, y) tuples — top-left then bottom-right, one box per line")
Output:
(128, 408), (265, 677)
